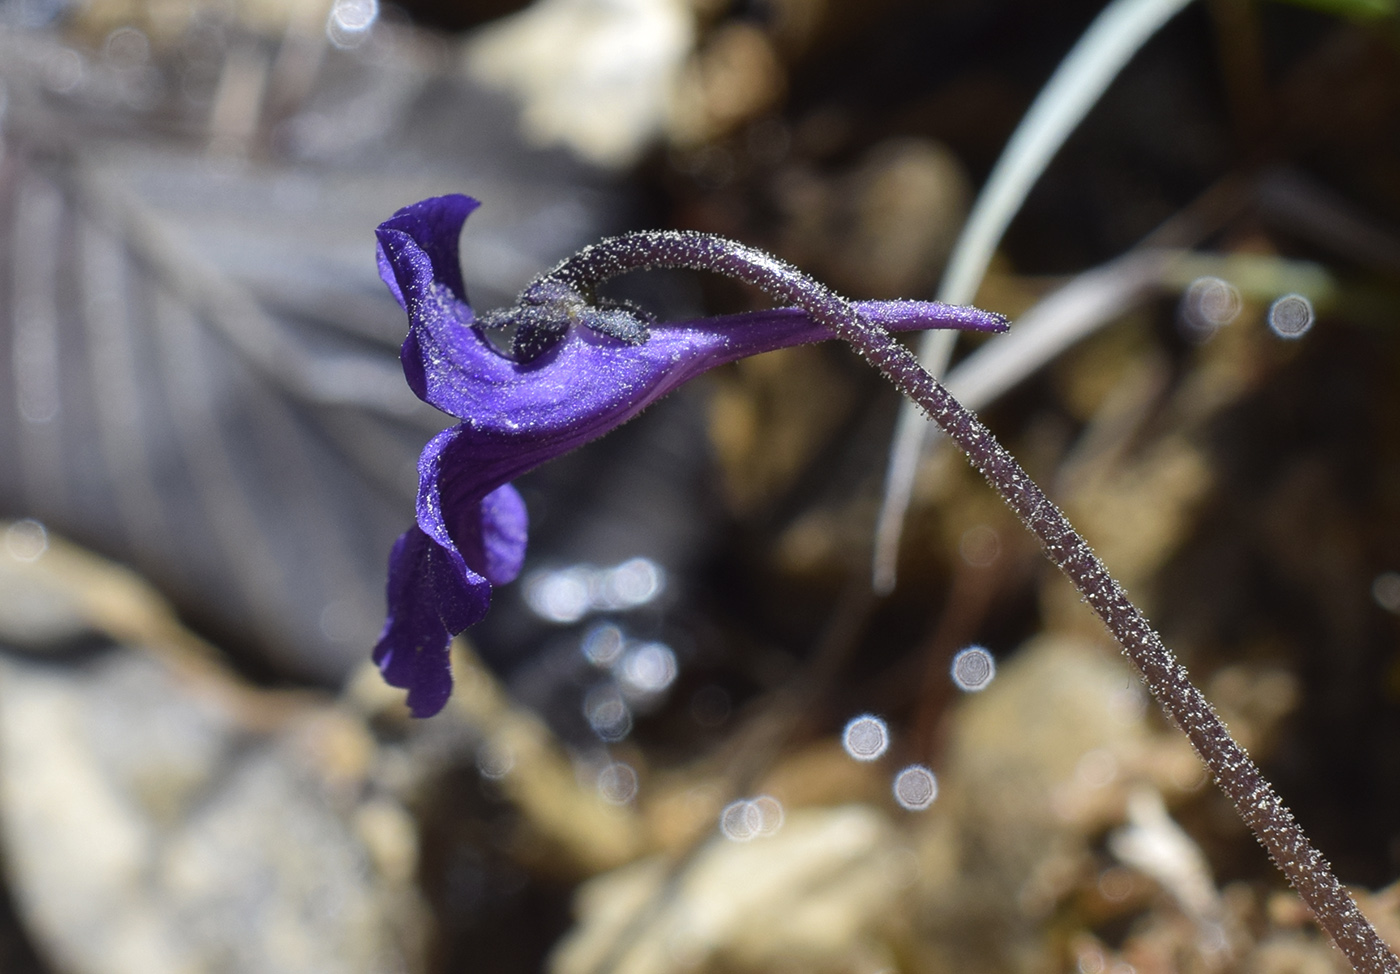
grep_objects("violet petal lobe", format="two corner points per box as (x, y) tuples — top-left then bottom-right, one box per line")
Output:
(374, 525), (490, 718)
(415, 426), (529, 590)
(376, 196), (487, 405)
(453, 482), (529, 587)
(376, 194), (477, 310)
(374, 428), (527, 717)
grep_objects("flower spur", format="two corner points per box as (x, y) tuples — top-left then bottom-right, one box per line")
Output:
(372, 194), (1008, 718)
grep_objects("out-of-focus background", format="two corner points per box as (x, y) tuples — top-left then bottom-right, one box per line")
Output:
(1, 0), (1399, 971)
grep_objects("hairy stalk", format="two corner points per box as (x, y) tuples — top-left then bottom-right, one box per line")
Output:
(541, 230), (1399, 974)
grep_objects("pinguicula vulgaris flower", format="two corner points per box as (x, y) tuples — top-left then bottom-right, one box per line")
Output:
(373, 194), (1007, 717)
(370, 198), (1400, 974)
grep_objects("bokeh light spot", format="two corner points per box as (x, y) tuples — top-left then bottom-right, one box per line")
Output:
(950, 645), (996, 692)
(842, 714), (890, 762)
(1267, 293), (1314, 339)
(596, 762), (638, 804)
(4, 519), (47, 562)
(892, 765), (938, 811)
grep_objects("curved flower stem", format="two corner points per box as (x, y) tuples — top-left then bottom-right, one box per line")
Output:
(543, 231), (1399, 974)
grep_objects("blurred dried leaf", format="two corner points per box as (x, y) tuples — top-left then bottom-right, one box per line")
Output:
(776, 138), (969, 300)
(464, 0), (695, 168)
(446, 643), (644, 876)
(552, 805), (907, 974)
(670, 22), (785, 147)
(0, 652), (424, 974)
(916, 636), (1201, 972)
(68, 0), (333, 43)
(0, 528), (424, 974)
(705, 344), (856, 515)
(547, 636), (1220, 974)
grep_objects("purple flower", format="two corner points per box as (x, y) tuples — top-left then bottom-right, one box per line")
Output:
(373, 195), (1007, 717)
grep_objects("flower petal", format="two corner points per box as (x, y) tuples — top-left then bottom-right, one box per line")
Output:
(376, 194), (478, 309)
(375, 196), (511, 408)
(396, 299), (1005, 511)
(374, 195), (1008, 420)
(853, 299), (1006, 335)
(374, 436), (528, 719)
(373, 525), (490, 718)
(453, 482), (529, 586)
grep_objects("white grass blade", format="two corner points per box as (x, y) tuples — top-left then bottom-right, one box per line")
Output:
(872, 0), (1197, 594)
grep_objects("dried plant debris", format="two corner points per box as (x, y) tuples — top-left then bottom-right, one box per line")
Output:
(0, 523), (424, 974)
(537, 631), (1395, 974)
(553, 804), (908, 974)
(465, 0), (696, 168)
(0, 655), (424, 974)
(541, 636), (1256, 974)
